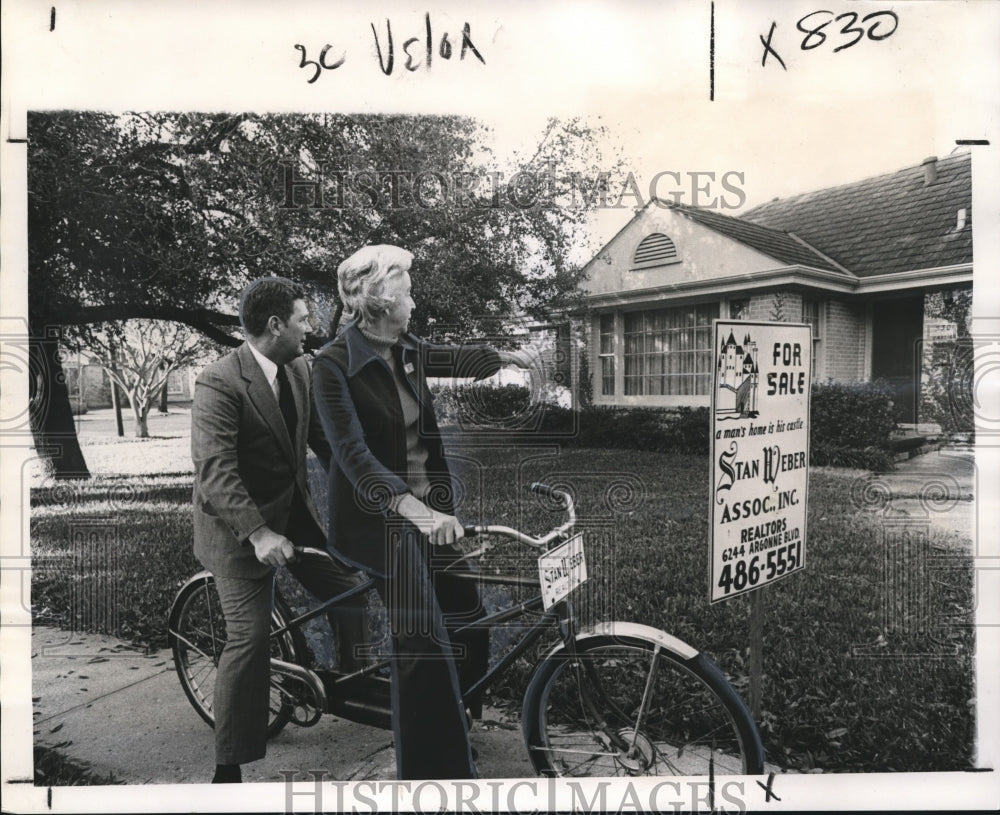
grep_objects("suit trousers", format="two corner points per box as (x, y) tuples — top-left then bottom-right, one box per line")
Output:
(212, 502), (369, 766)
(374, 523), (488, 780)
(212, 572), (274, 765)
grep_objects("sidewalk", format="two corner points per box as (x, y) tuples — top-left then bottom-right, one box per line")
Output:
(30, 627), (533, 785)
(856, 446), (976, 542)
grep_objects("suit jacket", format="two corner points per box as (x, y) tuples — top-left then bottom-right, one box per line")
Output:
(192, 342), (332, 579)
(312, 323), (501, 577)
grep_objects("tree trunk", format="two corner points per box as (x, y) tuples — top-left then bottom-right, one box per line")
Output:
(111, 379), (126, 437)
(109, 345), (125, 437)
(158, 380), (169, 414)
(134, 406), (150, 438)
(28, 334), (91, 479)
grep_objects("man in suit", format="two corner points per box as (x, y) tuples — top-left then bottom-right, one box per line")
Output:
(191, 276), (368, 784)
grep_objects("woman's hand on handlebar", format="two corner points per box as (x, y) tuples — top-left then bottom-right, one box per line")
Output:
(423, 510), (465, 547)
(394, 493), (465, 547)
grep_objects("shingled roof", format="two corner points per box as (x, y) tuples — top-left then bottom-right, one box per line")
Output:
(740, 152), (972, 278)
(665, 203), (848, 275)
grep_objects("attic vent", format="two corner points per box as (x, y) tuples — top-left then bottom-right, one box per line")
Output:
(633, 233), (679, 268)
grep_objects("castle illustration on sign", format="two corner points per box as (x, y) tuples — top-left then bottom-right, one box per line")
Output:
(716, 330), (759, 419)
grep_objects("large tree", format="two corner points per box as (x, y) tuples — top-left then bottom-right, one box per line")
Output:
(28, 112), (619, 477)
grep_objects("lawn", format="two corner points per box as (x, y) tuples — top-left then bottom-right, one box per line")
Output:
(30, 421), (976, 773)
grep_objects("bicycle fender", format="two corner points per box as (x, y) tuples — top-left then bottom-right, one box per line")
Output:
(166, 571), (214, 647)
(545, 622), (699, 661)
(172, 570), (214, 601)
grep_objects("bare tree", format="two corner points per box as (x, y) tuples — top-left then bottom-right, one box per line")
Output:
(78, 320), (214, 438)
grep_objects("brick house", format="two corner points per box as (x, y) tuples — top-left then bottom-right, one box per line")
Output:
(573, 152), (973, 428)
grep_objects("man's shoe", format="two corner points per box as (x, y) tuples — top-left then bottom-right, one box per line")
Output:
(212, 764), (241, 783)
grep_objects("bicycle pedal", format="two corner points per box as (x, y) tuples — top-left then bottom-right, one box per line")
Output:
(289, 703), (323, 728)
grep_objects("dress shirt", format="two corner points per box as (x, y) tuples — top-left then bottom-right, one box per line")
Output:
(247, 341), (280, 399)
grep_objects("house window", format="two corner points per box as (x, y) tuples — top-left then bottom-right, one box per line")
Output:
(622, 304), (716, 396)
(166, 369), (186, 395)
(632, 233), (679, 268)
(598, 314), (616, 396)
(802, 300), (823, 379)
(729, 298), (751, 320)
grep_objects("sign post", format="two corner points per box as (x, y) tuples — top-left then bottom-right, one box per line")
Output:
(709, 321), (812, 715)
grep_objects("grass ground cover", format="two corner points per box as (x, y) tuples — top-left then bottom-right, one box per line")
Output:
(30, 435), (975, 773)
(34, 745), (124, 786)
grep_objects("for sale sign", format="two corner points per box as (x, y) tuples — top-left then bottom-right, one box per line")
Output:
(709, 321), (811, 602)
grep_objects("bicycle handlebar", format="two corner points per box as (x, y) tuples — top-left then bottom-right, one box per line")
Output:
(293, 483), (575, 564)
(529, 481), (562, 501)
(462, 482), (576, 550)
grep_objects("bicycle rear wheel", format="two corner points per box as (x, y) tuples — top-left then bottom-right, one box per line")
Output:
(522, 632), (764, 777)
(167, 573), (297, 739)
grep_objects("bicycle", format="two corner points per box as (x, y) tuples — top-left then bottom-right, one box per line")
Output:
(167, 482), (765, 777)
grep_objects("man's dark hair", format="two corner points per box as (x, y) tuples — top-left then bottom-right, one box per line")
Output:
(239, 277), (306, 337)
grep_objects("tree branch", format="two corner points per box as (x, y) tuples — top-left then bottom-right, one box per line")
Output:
(48, 304), (243, 346)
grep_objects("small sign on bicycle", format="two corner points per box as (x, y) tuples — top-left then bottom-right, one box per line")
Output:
(538, 534), (587, 609)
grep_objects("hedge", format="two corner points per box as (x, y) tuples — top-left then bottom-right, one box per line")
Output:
(809, 380), (897, 470)
(435, 380), (898, 468)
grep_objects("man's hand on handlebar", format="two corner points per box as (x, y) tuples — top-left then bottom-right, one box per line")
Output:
(248, 525), (296, 567)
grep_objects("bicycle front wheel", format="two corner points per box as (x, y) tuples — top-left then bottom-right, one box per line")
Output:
(522, 631), (764, 777)
(167, 572), (297, 739)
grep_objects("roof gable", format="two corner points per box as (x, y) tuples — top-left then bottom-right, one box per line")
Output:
(580, 203), (819, 299)
(741, 152), (972, 277)
(666, 203), (848, 274)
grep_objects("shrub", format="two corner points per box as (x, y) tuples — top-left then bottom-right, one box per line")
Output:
(441, 378), (899, 470)
(532, 405), (711, 454)
(661, 406), (712, 453)
(810, 380), (896, 469)
(921, 337), (975, 436)
(438, 395), (713, 456)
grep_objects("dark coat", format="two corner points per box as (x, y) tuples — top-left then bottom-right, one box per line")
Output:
(312, 323), (501, 577)
(192, 343), (332, 579)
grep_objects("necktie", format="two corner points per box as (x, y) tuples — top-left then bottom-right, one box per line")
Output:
(276, 365), (298, 442)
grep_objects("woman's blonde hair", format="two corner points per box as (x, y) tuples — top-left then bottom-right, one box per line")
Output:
(336, 245), (413, 325)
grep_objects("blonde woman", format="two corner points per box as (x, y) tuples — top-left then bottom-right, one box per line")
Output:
(312, 245), (531, 779)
